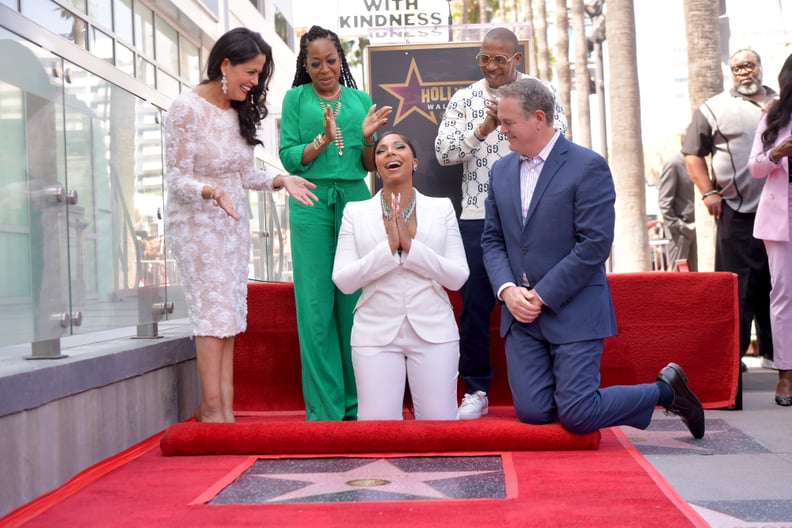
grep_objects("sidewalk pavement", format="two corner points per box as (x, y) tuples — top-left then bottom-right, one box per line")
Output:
(623, 356), (792, 527)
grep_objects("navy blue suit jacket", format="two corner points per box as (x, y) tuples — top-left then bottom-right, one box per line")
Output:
(481, 134), (618, 344)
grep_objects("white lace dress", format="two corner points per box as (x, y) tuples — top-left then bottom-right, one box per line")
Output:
(164, 90), (276, 337)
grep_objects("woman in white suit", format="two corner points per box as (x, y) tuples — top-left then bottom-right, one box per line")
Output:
(332, 131), (469, 420)
(748, 52), (792, 406)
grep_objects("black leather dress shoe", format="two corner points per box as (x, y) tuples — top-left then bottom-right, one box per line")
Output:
(657, 362), (705, 439)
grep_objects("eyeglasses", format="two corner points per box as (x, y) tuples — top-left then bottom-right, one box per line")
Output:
(731, 62), (757, 75)
(475, 53), (518, 66)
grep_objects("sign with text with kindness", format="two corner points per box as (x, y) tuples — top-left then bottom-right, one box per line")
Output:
(336, 0), (449, 38)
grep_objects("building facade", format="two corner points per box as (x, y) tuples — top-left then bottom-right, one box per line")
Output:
(0, 0), (298, 355)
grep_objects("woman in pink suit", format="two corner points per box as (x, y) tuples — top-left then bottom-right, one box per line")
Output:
(748, 53), (792, 406)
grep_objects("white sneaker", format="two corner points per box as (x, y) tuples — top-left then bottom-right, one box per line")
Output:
(760, 357), (778, 370)
(459, 391), (488, 420)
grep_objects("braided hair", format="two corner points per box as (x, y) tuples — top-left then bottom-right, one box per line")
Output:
(762, 52), (792, 152)
(203, 27), (274, 146)
(291, 25), (357, 89)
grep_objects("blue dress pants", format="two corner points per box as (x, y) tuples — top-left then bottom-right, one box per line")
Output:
(505, 323), (659, 434)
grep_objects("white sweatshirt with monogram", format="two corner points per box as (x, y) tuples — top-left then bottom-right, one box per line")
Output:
(434, 73), (568, 220)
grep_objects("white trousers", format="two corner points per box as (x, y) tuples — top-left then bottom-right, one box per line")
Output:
(764, 183), (792, 370)
(353, 319), (460, 420)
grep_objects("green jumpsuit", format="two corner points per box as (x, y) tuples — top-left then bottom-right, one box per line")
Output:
(279, 83), (373, 420)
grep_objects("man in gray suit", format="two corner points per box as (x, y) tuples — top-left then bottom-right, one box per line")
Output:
(658, 150), (697, 271)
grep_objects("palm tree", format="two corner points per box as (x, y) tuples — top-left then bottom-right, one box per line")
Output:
(533, 0), (551, 80)
(683, 0), (723, 113)
(682, 0), (723, 271)
(525, 0), (539, 77)
(570, 0), (592, 147)
(555, 0), (571, 137)
(607, 0), (649, 271)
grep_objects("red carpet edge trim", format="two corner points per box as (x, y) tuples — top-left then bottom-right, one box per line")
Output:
(190, 456), (259, 505)
(610, 426), (710, 528)
(0, 431), (164, 528)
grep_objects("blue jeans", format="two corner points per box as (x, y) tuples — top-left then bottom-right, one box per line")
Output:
(458, 219), (497, 394)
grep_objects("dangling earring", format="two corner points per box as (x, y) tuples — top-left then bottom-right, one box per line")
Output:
(412, 164), (417, 174)
(375, 171), (381, 179)
(221, 72), (228, 95)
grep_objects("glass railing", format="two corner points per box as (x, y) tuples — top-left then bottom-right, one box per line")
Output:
(0, 27), (290, 356)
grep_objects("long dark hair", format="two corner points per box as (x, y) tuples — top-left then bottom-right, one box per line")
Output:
(203, 27), (273, 146)
(761, 52), (792, 151)
(291, 25), (357, 89)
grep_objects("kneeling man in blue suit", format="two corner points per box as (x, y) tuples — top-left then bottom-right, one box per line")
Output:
(481, 78), (704, 438)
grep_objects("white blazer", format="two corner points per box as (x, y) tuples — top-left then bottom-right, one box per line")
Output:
(332, 190), (469, 347)
(749, 116), (791, 242)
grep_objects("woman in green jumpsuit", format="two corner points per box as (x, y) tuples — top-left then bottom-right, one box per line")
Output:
(279, 25), (392, 420)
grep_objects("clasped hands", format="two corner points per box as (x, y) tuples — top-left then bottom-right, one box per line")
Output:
(477, 98), (500, 138)
(502, 285), (542, 324)
(384, 193), (412, 256)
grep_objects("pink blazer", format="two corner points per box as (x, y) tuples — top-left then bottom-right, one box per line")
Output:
(748, 116), (791, 242)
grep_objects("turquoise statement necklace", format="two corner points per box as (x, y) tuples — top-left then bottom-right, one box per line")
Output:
(381, 189), (416, 223)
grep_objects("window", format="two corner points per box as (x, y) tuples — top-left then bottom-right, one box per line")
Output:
(21, 0), (87, 49)
(136, 56), (155, 87)
(88, 0), (111, 30)
(133, 2), (154, 58)
(114, 0), (133, 44)
(179, 36), (200, 86)
(116, 42), (134, 76)
(157, 69), (179, 99)
(57, 0), (86, 12)
(154, 14), (179, 74)
(274, 8), (293, 49)
(89, 26), (114, 63)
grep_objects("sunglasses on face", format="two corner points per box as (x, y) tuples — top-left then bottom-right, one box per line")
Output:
(475, 53), (518, 66)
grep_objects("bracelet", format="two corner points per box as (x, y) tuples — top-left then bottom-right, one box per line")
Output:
(768, 150), (780, 164)
(473, 125), (485, 141)
(701, 189), (721, 200)
(362, 137), (375, 147)
(203, 187), (215, 200)
(312, 133), (327, 151)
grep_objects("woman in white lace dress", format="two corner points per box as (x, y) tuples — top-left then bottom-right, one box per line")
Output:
(165, 28), (317, 423)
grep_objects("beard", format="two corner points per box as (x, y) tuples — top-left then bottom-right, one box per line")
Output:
(735, 79), (761, 96)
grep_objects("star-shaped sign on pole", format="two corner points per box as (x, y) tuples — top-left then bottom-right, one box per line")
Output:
(380, 58), (452, 126)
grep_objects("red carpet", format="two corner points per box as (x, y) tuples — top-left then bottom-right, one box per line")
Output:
(3, 425), (707, 528)
(160, 411), (601, 456)
(1, 273), (729, 527)
(236, 273), (739, 412)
